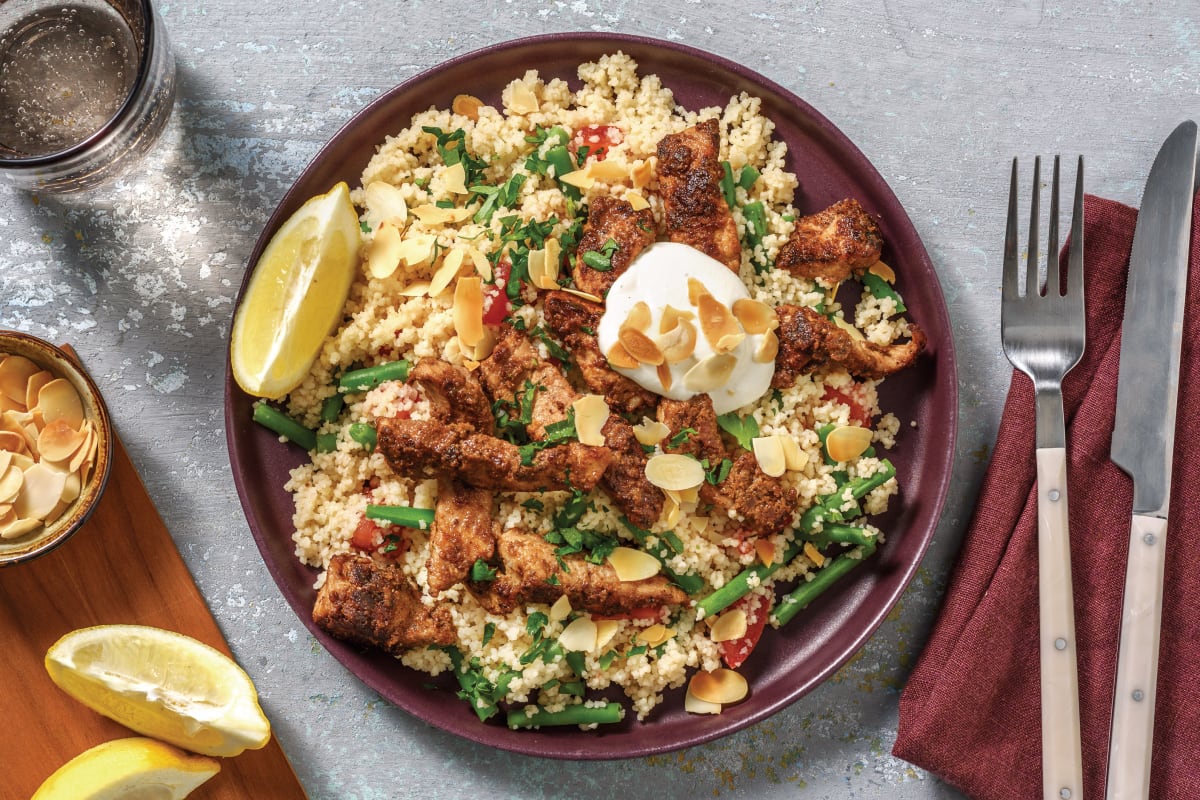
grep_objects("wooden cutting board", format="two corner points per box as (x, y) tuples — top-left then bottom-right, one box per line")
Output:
(0, 356), (307, 798)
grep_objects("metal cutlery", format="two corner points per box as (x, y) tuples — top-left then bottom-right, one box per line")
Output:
(1002, 154), (1086, 800)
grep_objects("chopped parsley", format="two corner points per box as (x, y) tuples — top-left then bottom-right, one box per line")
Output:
(492, 380), (537, 443)
(441, 646), (517, 722)
(421, 126), (488, 187)
(544, 525), (619, 566)
(667, 427), (697, 449)
(516, 408), (578, 466)
(716, 412), (759, 450)
(704, 457), (734, 486)
(470, 559), (497, 582)
(581, 237), (619, 272)
(482, 623), (496, 647)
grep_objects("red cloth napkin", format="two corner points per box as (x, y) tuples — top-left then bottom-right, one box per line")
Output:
(893, 193), (1200, 799)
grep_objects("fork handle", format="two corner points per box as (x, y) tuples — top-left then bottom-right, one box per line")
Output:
(1105, 514), (1168, 800)
(1037, 447), (1084, 800)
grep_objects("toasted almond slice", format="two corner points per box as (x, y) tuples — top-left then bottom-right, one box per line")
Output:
(676, 485), (700, 505)
(0, 355), (40, 404)
(24, 370), (54, 412)
(623, 301), (652, 333)
(9, 452), (34, 471)
(0, 431), (23, 455)
(466, 246), (493, 281)
(661, 492), (682, 528)
(709, 609), (748, 643)
(549, 594), (572, 622)
(751, 436), (786, 478)
(527, 247), (555, 291)
(396, 233), (437, 268)
(686, 277), (710, 306)
(43, 498), (69, 526)
(399, 280), (432, 297)
(585, 158), (629, 182)
(562, 288), (603, 303)
(453, 277), (485, 348)
(14, 462), (66, 520)
(462, 325), (498, 362)
(826, 425), (874, 463)
(429, 248), (467, 297)
(507, 81), (539, 114)
(779, 436), (808, 471)
(0, 395), (19, 413)
(833, 316), (865, 342)
(442, 161), (469, 195)
(715, 332), (745, 354)
(410, 204), (472, 226)
(682, 354), (737, 393)
(606, 341), (639, 370)
(37, 379), (84, 430)
(657, 319), (698, 364)
(732, 298), (776, 335)
(37, 419), (85, 462)
(0, 449), (10, 475)
(684, 687), (723, 715)
(558, 169), (595, 189)
(0, 516), (40, 540)
(689, 669), (749, 705)
(452, 93), (484, 121)
(753, 328), (780, 363)
(754, 538), (775, 567)
(659, 305), (696, 334)
(638, 624), (674, 647)
(558, 617), (598, 652)
(645, 453), (705, 491)
(0, 464), (21, 504)
(607, 547), (661, 582)
(618, 328), (664, 366)
(697, 294), (742, 350)
(625, 190), (650, 211)
(61, 469), (82, 504)
(804, 541), (826, 568)
(543, 238), (561, 282)
(367, 222), (404, 279)
(572, 394), (609, 447)
(656, 362), (673, 392)
(0, 503), (9, 519)
(595, 619), (620, 651)
(364, 181), (408, 229)
(869, 260), (896, 282)
(630, 159), (654, 189)
(632, 419), (670, 447)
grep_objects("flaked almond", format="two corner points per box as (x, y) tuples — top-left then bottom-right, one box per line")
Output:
(452, 93), (484, 121)
(526, 246), (555, 291)
(14, 462), (66, 520)
(682, 353), (737, 393)
(779, 435), (808, 471)
(37, 419), (85, 463)
(595, 619), (620, 650)
(618, 328), (664, 366)
(645, 453), (705, 491)
(606, 341), (639, 370)
(638, 624), (674, 647)
(549, 594), (573, 622)
(399, 280), (432, 297)
(607, 546), (661, 581)
(625, 190), (650, 211)
(0, 356), (38, 405)
(367, 222), (404, 279)
(410, 204), (472, 226)
(689, 669), (749, 705)
(632, 419), (670, 447)
(754, 538), (776, 567)
(753, 328), (780, 363)
(442, 161), (469, 195)
(659, 305), (696, 334)
(453, 277), (485, 348)
(623, 301), (652, 333)
(558, 617), (598, 652)
(60, 470), (82, 504)
(869, 260), (896, 282)
(0, 430), (27, 456)
(462, 326), (497, 362)
(562, 287), (603, 303)
(675, 485), (700, 504)
(24, 370), (54, 412)
(37, 380), (84, 430)
(0, 516), (39, 540)
(364, 181), (408, 230)
(751, 436), (786, 478)
(630, 159), (654, 189)
(572, 394), (609, 447)
(685, 687), (723, 715)
(0, 449), (10, 475)
(558, 169), (594, 189)
(0, 465), (21, 504)
(657, 319), (698, 363)
(661, 492), (682, 528)
(709, 609), (748, 643)
(429, 248), (468, 297)
(732, 298), (776, 334)
(396, 233), (437, 268)
(585, 158), (629, 182)
(715, 332), (745, 354)
(697, 293), (742, 350)
(804, 541), (826, 568)
(825, 425), (874, 463)
(686, 277), (710, 306)
(465, 246), (492, 281)
(656, 362), (673, 392)
(507, 81), (539, 114)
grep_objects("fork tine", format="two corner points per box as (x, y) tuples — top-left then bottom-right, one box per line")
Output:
(1027, 156), (1041, 298)
(1047, 155), (1062, 296)
(1067, 156), (1085, 301)
(1003, 158), (1020, 300)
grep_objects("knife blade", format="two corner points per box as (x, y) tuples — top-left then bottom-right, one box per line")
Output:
(1106, 120), (1198, 800)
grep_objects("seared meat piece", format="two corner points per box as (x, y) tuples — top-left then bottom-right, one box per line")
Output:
(659, 395), (795, 537)
(377, 418), (612, 493)
(427, 477), (498, 594)
(572, 195), (656, 298)
(474, 528), (689, 615)
(478, 325), (574, 440)
(775, 199), (883, 283)
(773, 305), (926, 386)
(542, 290), (658, 415)
(314, 553), (456, 651)
(656, 119), (742, 272)
(599, 417), (664, 529)
(409, 358), (494, 433)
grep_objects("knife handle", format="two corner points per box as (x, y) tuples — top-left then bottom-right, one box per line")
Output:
(1105, 514), (1168, 800)
(1036, 447), (1084, 800)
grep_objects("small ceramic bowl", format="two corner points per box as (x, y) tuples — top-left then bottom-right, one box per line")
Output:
(0, 331), (113, 566)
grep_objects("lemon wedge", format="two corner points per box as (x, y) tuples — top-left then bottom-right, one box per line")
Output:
(44, 625), (272, 758)
(33, 737), (219, 800)
(231, 181), (361, 399)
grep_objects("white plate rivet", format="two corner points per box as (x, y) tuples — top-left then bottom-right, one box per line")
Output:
(1060, 789), (1072, 799)
(1144, 532), (1156, 546)
(1048, 489), (1060, 501)
(1133, 689), (1145, 702)
(1055, 637), (1067, 651)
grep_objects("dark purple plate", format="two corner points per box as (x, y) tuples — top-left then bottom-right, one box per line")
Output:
(225, 33), (957, 760)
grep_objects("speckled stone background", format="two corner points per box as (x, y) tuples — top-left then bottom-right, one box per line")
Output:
(2, 1), (1196, 797)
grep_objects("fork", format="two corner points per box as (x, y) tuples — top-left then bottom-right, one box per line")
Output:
(1001, 155), (1086, 800)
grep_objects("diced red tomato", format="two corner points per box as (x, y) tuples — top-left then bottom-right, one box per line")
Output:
(482, 256), (511, 325)
(592, 606), (663, 622)
(822, 384), (872, 427)
(718, 592), (772, 669)
(350, 515), (383, 551)
(571, 124), (623, 161)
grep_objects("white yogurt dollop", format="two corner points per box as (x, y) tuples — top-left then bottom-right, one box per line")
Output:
(596, 242), (776, 415)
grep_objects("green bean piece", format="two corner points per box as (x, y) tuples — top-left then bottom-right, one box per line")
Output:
(695, 537), (805, 619)
(798, 459), (896, 533)
(720, 160), (737, 208)
(861, 271), (907, 313)
(738, 164), (761, 190)
(251, 403), (316, 452)
(506, 702), (624, 729)
(348, 422), (377, 451)
(547, 145), (581, 201)
(338, 360), (411, 392)
(769, 539), (878, 627)
(320, 393), (345, 423)
(365, 504), (435, 529)
(315, 432), (338, 453)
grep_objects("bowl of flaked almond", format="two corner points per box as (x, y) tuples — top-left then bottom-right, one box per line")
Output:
(0, 331), (112, 566)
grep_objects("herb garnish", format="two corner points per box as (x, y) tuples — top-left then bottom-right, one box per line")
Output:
(716, 412), (760, 450)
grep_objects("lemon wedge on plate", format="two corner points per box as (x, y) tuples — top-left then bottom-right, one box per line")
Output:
(33, 737), (219, 800)
(44, 625), (272, 758)
(231, 181), (361, 399)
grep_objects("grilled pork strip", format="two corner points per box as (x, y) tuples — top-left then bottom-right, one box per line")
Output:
(477, 324), (575, 441)
(572, 195), (656, 298)
(655, 119), (741, 272)
(775, 199), (883, 283)
(773, 304), (926, 386)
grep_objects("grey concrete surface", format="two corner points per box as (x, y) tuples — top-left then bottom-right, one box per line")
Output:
(3, 1), (1195, 797)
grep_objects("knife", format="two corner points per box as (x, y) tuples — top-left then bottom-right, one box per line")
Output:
(1106, 120), (1198, 800)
